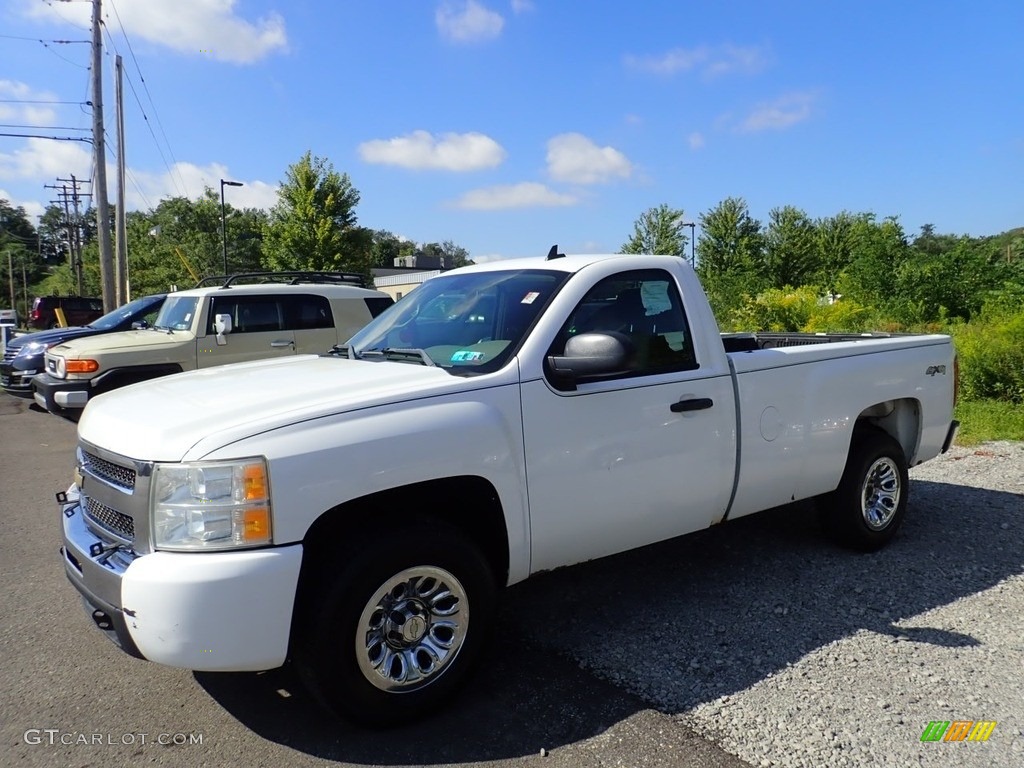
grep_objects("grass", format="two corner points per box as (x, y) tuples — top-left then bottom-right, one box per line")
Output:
(953, 399), (1024, 445)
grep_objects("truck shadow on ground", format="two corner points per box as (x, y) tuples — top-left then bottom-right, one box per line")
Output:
(196, 477), (1023, 764)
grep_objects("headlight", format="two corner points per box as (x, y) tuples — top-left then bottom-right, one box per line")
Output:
(17, 341), (49, 357)
(151, 458), (272, 551)
(54, 356), (66, 378)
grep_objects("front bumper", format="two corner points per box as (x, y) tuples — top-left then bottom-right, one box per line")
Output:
(60, 486), (304, 671)
(0, 358), (42, 396)
(32, 372), (90, 411)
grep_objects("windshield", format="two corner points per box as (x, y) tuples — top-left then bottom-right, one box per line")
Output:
(345, 269), (567, 374)
(89, 295), (162, 331)
(153, 296), (200, 331)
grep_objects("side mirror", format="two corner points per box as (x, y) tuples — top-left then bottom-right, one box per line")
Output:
(130, 320), (149, 330)
(546, 332), (634, 390)
(214, 313), (233, 346)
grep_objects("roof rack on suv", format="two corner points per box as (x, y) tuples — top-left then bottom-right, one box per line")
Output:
(193, 271), (368, 289)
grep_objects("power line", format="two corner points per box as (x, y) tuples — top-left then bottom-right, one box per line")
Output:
(0, 123), (91, 131)
(0, 99), (90, 105)
(0, 34), (90, 43)
(0, 132), (92, 142)
(108, 0), (188, 194)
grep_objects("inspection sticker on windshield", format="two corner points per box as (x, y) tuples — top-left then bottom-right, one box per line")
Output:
(451, 350), (484, 362)
(520, 291), (540, 304)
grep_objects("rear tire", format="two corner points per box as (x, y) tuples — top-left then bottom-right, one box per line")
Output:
(293, 522), (496, 726)
(818, 428), (909, 551)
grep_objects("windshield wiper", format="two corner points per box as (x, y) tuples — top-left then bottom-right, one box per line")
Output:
(329, 343), (360, 359)
(360, 347), (435, 366)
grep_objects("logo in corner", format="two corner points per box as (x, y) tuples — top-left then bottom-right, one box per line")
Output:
(920, 720), (996, 742)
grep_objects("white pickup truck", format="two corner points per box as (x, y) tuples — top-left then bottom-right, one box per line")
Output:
(57, 252), (958, 725)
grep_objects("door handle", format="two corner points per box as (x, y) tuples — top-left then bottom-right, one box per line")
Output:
(670, 397), (713, 413)
(270, 340), (294, 348)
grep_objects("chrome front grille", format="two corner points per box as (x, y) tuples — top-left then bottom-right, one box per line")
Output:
(77, 441), (152, 553)
(84, 496), (135, 541)
(2, 347), (16, 363)
(83, 451), (136, 491)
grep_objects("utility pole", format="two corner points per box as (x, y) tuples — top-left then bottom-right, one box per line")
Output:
(48, 177), (91, 295)
(114, 54), (128, 304)
(91, 0), (115, 312)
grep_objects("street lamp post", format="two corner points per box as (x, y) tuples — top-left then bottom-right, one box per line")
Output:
(220, 179), (243, 274)
(683, 222), (696, 268)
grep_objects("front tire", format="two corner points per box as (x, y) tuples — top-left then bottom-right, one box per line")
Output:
(819, 428), (909, 551)
(293, 523), (496, 726)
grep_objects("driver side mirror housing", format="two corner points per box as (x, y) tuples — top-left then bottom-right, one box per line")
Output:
(546, 332), (634, 391)
(214, 313), (233, 346)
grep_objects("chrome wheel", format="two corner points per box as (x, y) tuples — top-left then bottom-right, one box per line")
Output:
(860, 456), (901, 530)
(356, 566), (469, 692)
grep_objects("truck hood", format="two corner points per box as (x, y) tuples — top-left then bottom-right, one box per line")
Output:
(78, 354), (478, 461)
(51, 328), (192, 358)
(4, 325), (93, 350)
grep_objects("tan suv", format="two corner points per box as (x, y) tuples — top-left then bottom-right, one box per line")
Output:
(32, 272), (393, 416)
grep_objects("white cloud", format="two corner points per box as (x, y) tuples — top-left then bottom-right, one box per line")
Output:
(450, 182), (577, 210)
(624, 44), (769, 78)
(738, 92), (816, 133)
(687, 132), (705, 150)
(0, 81), (59, 126)
(124, 162), (279, 211)
(546, 133), (633, 185)
(24, 0), (287, 64)
(358, 130), (506, 171)
(0, 138), (279, 215)
(510, 0), (534, 13)
(436, 0), (505, 43)
(0, 137), (92, 181)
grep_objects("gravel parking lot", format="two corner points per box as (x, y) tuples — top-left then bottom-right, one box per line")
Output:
(507, 441), (1024, 767)
(2, 393), (1021, 766)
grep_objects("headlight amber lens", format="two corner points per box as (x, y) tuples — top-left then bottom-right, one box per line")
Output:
(152, 458), (272, 551)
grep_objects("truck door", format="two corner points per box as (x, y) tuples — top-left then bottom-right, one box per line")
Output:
(198, 294), (296, 367)
(521, 268), (737, 573)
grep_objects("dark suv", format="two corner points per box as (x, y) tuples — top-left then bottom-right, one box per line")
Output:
(28, 295), (105, 330)
(2, 294), (166, 397)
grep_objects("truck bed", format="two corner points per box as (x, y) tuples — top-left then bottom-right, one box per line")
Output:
(721, 331), (909, 353)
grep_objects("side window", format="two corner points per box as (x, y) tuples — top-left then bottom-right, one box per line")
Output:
(283, 294), (333, 330)
(553, 269), (697, 377)
(208, 295), (283, 334)
(364, 296), (395, 318)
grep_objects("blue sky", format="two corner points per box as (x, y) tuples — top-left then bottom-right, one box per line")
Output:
(2, 1), (1022, 263)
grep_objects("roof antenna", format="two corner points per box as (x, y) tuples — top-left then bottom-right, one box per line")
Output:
(546, 244), (564, 260)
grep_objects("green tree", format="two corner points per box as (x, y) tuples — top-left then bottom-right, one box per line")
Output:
(120, 192), (267, 296)
(262, 152), (371, 279)
(370, 230), (406, 268)
(0, 199), (45, 318)
(695, 197), (764, 320)
(814, 211), (857, 295)
(839, 214), (911, 318)
(762, 205), (819, 289)
(621, 203), (688, 257)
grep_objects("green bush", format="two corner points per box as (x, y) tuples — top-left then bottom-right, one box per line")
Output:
(729, 286), (873, 333)
(949, 310), (1024, 403)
